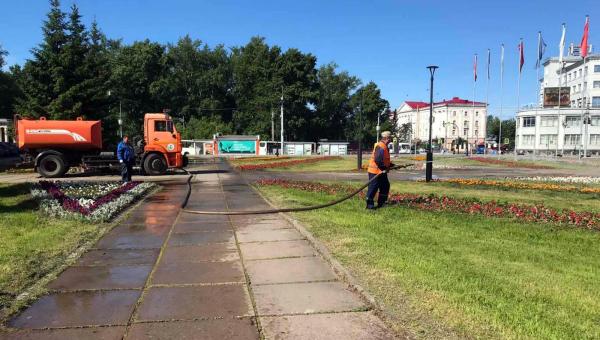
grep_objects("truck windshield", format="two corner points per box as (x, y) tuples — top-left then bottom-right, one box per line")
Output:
(155, 120), (174, 133)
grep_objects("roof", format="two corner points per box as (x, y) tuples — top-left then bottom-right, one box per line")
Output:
(400, 97), (486, 111)
(404, 101), (429, 109)
(216, 135), (260, 140)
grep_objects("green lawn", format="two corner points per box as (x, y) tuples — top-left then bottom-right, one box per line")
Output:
(256, 185), (600, 339)
(389, 180), (600, 212)
(0, 183), (108, 318)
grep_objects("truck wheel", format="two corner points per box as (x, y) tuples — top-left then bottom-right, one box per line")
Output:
(38, 154), (67, 178)
(143, 153), (167, 175)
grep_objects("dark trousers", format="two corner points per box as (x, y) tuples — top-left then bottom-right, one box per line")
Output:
(366, 173), (390, 208)
(121, 162), (133, 182)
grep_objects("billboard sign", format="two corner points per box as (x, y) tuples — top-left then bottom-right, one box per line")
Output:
(543, 87), (570, 107)
(218, 140), (256, 154)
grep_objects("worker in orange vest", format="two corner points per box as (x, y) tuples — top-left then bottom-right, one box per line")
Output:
(366, 131), (394, 210)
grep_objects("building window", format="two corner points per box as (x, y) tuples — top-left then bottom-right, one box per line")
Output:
(474, 130), (478, 136)
(591, 116), (600, 126)
(522, 135), (535, 146)
(539, 134), (557, 146)
(594, 81), (600, 88)
(540, 116), (558, 127)
(452, 120), (456, 135)
(565, 116), (581, 127)
(585, 66), (589, 75)
(564, 134), (581, 145)
(595, 65), (600, 73)
(584, 82), (587, 91)
(579, 69), (583, 78)
(522, 116), (536, 127)
(453, 111), (456, 116)
(464, 111), (468, 116)
(590, 134), (600, 145)
(475, 111), (479, 116)
(463, 120), (469, 128)
(463, 128), (468, 136)
(593, 97), (600, 108)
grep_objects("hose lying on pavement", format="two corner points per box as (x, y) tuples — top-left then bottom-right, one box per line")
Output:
(180, 164), (410, 215)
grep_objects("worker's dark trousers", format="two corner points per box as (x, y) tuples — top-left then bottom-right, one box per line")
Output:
(121, 162), (133, 182)
(366, 173), (390, 208)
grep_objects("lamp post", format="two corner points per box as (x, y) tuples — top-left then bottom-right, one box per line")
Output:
(426, 66), (438, 182)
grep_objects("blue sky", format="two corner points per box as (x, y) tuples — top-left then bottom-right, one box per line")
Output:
(0, 0), (598, 118)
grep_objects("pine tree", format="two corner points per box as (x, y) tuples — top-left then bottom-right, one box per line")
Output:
(16, 0), (68, 118)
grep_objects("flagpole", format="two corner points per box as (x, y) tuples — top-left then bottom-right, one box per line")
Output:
(499, 44), (504, 155)
(485, 49), (490, 154)
(558, 23), (566, 156)
(517, 38), (523, 114)
(472, 53), (477, 156)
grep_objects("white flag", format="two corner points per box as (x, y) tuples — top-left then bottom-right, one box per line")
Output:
(559, 23), (566, 63)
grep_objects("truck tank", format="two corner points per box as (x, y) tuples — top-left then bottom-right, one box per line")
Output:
(16, 117), (103, 151)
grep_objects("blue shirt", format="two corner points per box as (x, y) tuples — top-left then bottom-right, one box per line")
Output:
(117, 141), (135, 163)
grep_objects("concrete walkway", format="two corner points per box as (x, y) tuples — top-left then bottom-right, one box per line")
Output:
(2, 161), (395, 339)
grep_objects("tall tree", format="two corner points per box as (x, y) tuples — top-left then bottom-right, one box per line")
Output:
(0, 45), (22, 118)
(16, 0), (69, 118)
(314, 63), (359, 140)
(349, 82), (389, 146)
(110, 40), (165, 136)
(231, 37), (282, 136)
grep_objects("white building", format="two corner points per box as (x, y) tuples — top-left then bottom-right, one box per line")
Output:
(396, 97), (487, 151)
(516, 44), (600, 156)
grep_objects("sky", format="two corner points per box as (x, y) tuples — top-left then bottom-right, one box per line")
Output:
(0, 0), (598, 119)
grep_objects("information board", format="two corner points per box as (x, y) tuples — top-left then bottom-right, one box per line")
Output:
(218, 140), (256, 154)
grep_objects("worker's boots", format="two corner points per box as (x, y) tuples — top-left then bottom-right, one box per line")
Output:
(377, 195), (388, 209)
(366, 200), (376, 210)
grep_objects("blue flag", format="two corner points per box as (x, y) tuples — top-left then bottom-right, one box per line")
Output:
(536, 32), (547, 69)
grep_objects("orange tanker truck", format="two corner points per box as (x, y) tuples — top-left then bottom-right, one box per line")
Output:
(15, 113), (187, 178)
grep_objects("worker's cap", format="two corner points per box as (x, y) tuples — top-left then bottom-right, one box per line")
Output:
(381, 131), (392, 138)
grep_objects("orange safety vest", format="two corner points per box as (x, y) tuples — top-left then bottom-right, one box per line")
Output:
(367, 141), (391, 174)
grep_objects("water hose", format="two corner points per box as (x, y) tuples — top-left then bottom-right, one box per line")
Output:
(180, 164), (410, 215)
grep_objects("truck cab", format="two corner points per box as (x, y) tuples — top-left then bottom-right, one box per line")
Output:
(142, 113), (185, 175)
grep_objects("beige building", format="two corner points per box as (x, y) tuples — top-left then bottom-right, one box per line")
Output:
(396, 97), (487, 151)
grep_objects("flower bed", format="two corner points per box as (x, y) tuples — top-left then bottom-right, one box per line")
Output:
(469, 157), (552, 169)
(31, 181), (156, 222)
(230, 156), (291, 163)
(437, 178), (600, 194)
(236, 156), (341, 171)
(513, 176), (600, 185)
(255, 179), (600, 231)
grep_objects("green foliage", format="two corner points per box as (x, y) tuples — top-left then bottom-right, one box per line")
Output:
(179, 116), (232, 139)
(487, 114), (516, 149)
(349, 82), (390, 145)
(0, 46), (22, 118)
(7, 1), (390, 143)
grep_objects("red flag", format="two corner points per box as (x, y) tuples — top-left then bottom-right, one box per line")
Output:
(473, 54), (478, 81)
(518, 40), (525, 73)
(581, 16), (590, 58)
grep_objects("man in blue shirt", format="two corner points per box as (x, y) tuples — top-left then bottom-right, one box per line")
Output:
(117, 136), (135, 182)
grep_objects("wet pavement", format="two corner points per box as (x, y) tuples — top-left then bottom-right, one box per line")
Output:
(2, 159), (395, 339)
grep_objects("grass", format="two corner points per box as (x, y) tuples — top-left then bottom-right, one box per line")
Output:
(0, 183), (109, 318)
(388, 180), (600, 212)
(256, 184), (600, 339)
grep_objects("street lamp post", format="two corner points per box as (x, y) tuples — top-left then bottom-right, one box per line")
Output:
(426, 66), (438, 182)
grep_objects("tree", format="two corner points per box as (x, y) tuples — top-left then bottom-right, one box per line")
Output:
(16, 0), (69, 118)
(313, 63), (359, 140)
(179, 116), (232, 139)
(153, 35), (234, 128)
(349, 82), (389, 146)
(231, 37), (283, 137)
(486, 115), (500, 140)
(0, 45), (22, 118)
(109, 40), (165, 136)
(398, 123), (412, 142)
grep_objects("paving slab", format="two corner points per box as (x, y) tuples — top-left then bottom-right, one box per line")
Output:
(48, 265), (152, 291)
(240, 240), (316, 260)
(177, 213), (229, 224)
(168, 231), (235, 246)
(110, 223), (171, 236)
(235, 222), (293, 233)
(0, 326), (126, 340)
(245, 257), (336, 285)
(237, 229), (305, 243)
(260, 312), (395, 340)
(126, 318), (259, 339)
(173, 221), (232, 233)
(77, 249), (159, 266)
(252, 282), (365, 316)
(9, 290), (140, 328)
(152, 261), (244, 285)
(95, 232), (166, 249)
(161, 244), (239, 263)
(136, 285), (253, 321)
